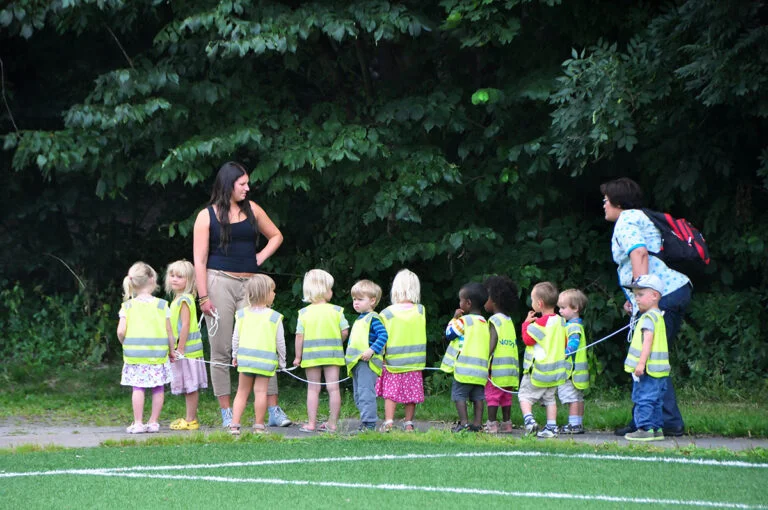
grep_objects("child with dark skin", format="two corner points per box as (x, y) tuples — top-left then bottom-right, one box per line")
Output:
(447, 283), (496, 431)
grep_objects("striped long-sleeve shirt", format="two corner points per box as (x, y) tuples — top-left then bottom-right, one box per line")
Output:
(364, 315), (389, 354)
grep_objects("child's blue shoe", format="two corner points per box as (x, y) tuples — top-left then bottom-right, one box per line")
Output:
(221, 407), (233, 428)
(267, 406), (292, 427)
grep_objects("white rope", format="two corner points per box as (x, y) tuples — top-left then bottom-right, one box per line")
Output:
(567, 322), (631, 356)
(199, 310), (220, 338)
(278, 367), (352, 385)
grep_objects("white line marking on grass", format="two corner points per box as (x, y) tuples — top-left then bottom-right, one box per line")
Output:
(1, 450), (766, 479)
(76, 471), (768, 509)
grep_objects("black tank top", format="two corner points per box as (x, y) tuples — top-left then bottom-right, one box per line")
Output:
(206, 206), (260, 273)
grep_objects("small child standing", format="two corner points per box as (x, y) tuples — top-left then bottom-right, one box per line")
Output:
(376, 269), (427, 432)
(623, 274), (670, 442)
(441, 282), (492, 433)
(483, 275), (520, 434)
(293, 269), (349, 433)
(557, 288), (589, 434)
(165, 260), (208, 431)
(230, 274), (285, 435)
(519, 282), (567, 438)
(345, 280), (388, 431)
(117, 262), (176, 434)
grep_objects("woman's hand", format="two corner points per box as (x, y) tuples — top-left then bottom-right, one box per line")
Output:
(201, 299), (216, 316)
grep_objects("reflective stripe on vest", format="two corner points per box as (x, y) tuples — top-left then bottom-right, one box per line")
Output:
(453, 315), (490, 385)
(299, 304), (345, 368)
(624, 310), (670, 377)
(440, 340), (460, 373)
(525, 315), (567, 388)
(170, 293), (204, 359)
(565, 321), (589, 389)
(489, 313), (519, 388)
(236, 308), (282, 376)
(345, 312), (384, 376)
(122, 298), (170, 365)
(381, 304), (426, 373)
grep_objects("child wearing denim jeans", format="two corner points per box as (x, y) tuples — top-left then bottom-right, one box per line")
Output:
(623, 274), (670, 441)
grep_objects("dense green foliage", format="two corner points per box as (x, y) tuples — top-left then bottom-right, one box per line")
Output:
(1, 0), (766, 388)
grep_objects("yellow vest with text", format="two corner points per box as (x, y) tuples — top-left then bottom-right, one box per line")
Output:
(489, 313), (519, 388)
(522, 314), (567, 388)
(122, 298), (170, 365)
(624, 309), (670, 377)
(170, 294), (203, 359)
(453, 315), (490, 385)
(299, 303), (345, 368)
(236, 307), (282, 376)
(380, 304), (427, 373)
(566, 321), (589, 390)
(345, 312), (384, 377)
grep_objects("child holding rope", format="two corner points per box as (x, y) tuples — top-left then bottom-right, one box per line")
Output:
(165, 260), (208, 431)
(483, 275), (520, 434)
(230, 274), (286, 435)
(376, 269), (427, 432)
(293, 269), (349, 433)
(117, 262), (176, 434)
(557, 288), (589, 434)
(345, 280), (388, 431)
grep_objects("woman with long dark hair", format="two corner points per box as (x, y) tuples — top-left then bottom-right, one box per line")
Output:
(193, 162), (290, 428)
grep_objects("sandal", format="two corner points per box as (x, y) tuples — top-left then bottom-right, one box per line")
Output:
(126, 423), (146, 434)
(299, 425), (316, 433)
(317, 422), (337, 433)
(170, 418), (200, 431)
(402, 420), (415, 432)
(252, 424), (268, 434)
(229, 424), (241, 436)
(379, 420), (394, 433)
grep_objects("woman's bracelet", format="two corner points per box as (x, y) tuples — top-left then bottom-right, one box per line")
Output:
(198, 296), (209, 305)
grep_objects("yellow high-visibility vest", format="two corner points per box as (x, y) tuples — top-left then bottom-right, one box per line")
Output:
(489, 313), (519, 388)
(624, 309), (670, 377)
(566, 320), (589, 390)
(122, 298), (170, 365)
(345, 312), (384, 376)
(170, 293), (203, 359)
(299, 303), (345, 368)
(381, 304), (426, 373)
(453, 315), (490, 385)
(236, 307), (282, 376)
(522, 315), (567, 388)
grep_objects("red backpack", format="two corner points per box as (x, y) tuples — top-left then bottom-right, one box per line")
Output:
(642, 209), (711, 273)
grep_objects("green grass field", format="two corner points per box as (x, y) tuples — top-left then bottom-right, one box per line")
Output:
(1, 436), (766, 509)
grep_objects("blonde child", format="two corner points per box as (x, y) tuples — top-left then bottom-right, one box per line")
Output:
(519, 282), (567, 438)
(557, 288), (589, 434)
(293, 269), (349, 433)
(165, 260), (208, 431)
(483, 275), (520, 434)
(117, 262), (176, 434)
(230, 274), (286, 435)
(345, 280), (388, 431)
(375, 269), (427, 432)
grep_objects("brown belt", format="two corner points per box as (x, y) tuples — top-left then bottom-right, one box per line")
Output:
(209, 269), (257, 281)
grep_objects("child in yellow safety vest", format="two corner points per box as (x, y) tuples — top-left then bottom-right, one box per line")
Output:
(622, 274), (670, 442)
(117, 262), (176, 434)
(442, 282), (493, 433)
(293, 269), (350, 433)
(230, 274), (286, 435)
(519, 282), (567, 438)
(482, 275), (520, 434)
(345, 280), (388, 431)
(556, 288), (590, 434)
(376, 269), (427, 432)
(165, 260), (209, 432)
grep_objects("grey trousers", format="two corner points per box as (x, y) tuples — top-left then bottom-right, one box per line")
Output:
(352, 362), (379, 424)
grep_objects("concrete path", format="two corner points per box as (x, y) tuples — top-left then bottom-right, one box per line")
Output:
(2, 418), (767, 451)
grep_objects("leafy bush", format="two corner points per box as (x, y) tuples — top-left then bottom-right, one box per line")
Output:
(676, 291), (768, 388)
(0, 283), (116, 378)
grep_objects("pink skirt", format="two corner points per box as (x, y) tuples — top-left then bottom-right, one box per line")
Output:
(375, 367), (424, 404)
(170, 358), (209, 395)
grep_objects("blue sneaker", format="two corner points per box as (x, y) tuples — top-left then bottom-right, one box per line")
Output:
(221, 408), (233, 428)
(267, 406), (292, 427)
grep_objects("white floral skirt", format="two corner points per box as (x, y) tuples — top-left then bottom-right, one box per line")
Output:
(121, 362), (173, 388)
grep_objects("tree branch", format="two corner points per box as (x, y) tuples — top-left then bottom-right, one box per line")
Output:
(103, 23), (135, 69)
(0, 56), (19, 132)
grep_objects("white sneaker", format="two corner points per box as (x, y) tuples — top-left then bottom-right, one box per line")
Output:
(537, 426), (559, 438)
(126, 423), (146, 434)
(524, 421), (538, 436)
